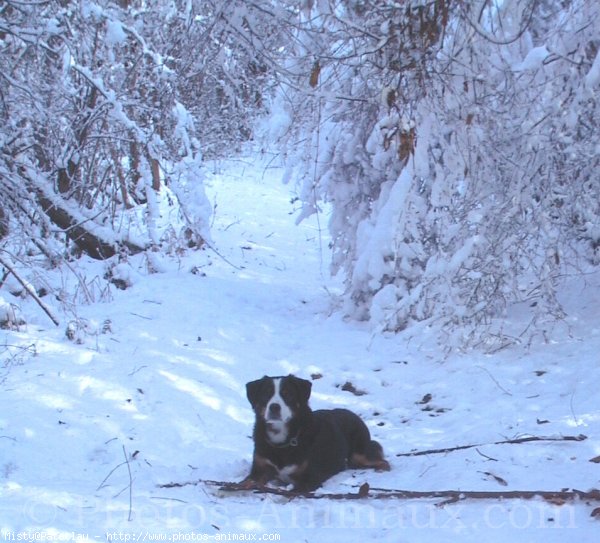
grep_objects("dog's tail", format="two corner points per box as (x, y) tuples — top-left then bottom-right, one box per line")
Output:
(365, 439), (384, 461)
(366, 440), (391, 471)
(350, 439), (391, 471)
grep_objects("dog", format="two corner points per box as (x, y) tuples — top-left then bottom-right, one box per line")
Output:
(241, 375), (390, 492)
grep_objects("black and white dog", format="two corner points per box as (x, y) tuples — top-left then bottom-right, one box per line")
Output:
(242, 375), (390, 492)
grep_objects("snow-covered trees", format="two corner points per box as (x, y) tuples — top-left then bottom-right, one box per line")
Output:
(163, 0), (284, 158)
(0, 0), (285, 266)
(277, 0), (600, 348)
(2, 0), (599, 346)
(1, 0), (205, 261)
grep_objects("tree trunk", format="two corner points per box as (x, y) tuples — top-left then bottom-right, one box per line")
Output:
(35, 191), (145, 260)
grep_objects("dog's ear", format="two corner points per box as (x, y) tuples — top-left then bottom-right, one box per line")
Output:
(246, 376), (269, 408)
(291, 375), (312, 404)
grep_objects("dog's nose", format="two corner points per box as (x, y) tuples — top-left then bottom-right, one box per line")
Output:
(268, 403), (281, 418)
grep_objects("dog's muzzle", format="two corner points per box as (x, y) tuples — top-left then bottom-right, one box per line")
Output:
(267, 402), (282, 420)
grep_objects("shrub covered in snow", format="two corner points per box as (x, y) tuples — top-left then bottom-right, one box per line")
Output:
(0, 296), (25, 329)
(273, 0), (600, 349)
(0, 0), (287, 321)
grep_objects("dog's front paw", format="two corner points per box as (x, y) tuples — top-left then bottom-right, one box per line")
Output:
(237, 477), (264, 490)
(375, 459), (391, 472)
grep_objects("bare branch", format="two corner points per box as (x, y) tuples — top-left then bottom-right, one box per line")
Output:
(161, 479), (600, 505)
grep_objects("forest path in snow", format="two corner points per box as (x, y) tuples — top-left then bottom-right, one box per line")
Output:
(0, 156), (598, 541)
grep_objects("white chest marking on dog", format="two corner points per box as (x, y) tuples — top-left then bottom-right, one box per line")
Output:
(265, 459), (299, 484)
(277, 464), (299, 484)
(265, 378), (293, 444)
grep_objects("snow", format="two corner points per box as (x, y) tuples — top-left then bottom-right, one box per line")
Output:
(512, 46), (549, 72)
(1, 156), (599, 541)
(585, 49), (600, 90)
(105, 20), (127, 46)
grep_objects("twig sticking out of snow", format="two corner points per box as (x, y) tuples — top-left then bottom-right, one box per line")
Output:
(122, 445), (134, 522)
(97, 445), (135, 521)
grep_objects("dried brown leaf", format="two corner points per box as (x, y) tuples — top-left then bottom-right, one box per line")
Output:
(417, 393), (433, 405)
(358, 482), (370, 498)
(309, 61), (320, 88)
(480, 471), (508, 487)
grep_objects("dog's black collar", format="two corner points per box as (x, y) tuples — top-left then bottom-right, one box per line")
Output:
(268, 434), (299, 449)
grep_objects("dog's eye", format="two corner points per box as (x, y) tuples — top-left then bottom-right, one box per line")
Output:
(280, 388), (292, 402)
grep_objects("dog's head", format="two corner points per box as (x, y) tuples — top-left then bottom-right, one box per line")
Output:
(246, 375), (312, 445)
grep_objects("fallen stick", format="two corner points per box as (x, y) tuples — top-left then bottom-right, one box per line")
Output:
(159, 479), (600, 505)
(396, 434), (587, 457)
(361, 486), (600, 504)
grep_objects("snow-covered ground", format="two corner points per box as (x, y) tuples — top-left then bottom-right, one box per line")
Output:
(1, 156), (599, 541)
